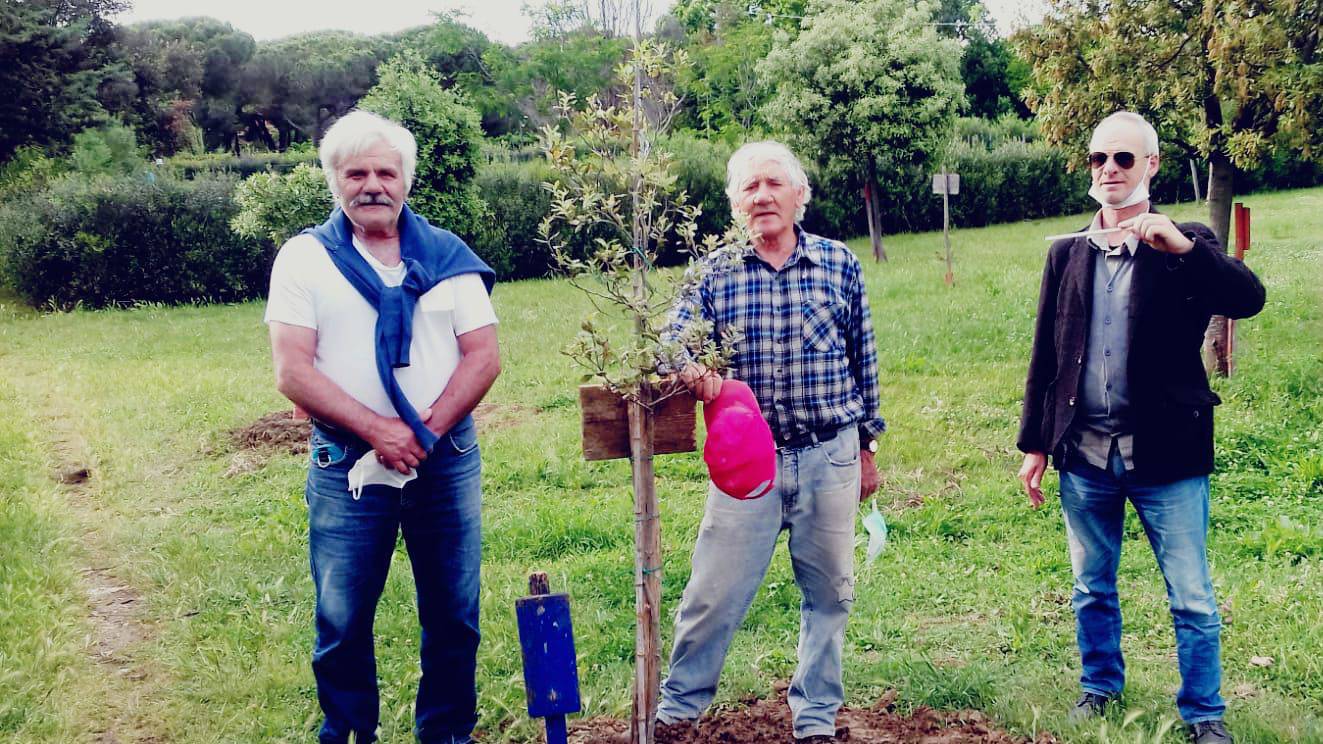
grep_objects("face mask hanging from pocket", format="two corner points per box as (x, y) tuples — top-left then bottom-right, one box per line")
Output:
(346, 451), (418, 500)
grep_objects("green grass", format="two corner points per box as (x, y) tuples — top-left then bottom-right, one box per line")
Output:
(1, 188), (1320, 743)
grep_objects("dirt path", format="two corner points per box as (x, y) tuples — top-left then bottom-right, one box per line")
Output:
(39, 404), (167, 743)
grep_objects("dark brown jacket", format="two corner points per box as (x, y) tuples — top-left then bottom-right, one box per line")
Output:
(1016, 221), (1265, 482)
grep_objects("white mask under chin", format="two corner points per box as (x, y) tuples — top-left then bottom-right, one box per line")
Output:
(1089, 179), (1150, 209)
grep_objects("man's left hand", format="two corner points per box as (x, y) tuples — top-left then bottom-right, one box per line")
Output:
(860, 450), (880, 502)
(1119, 213), (1194, 254)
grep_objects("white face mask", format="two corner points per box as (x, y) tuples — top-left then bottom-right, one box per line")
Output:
(862, 502), (888, 566)
(347, 451), (417, 500)
(1088, 174), (1151, 209)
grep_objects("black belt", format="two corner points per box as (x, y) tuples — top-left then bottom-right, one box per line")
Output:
(775, 426), (842, 450)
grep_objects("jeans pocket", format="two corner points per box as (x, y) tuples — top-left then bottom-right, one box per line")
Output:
(447, 417), (479, 455)
(822, 431), (859, 467)
(310, 430), (351, 469)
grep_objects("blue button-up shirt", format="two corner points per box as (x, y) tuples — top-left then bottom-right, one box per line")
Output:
(665, 229), (885, 445)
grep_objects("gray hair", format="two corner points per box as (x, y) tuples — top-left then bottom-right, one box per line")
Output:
(319, 110), (418, 197)
(1093, 111), (1160, 156)
(725, 140), (812, 222)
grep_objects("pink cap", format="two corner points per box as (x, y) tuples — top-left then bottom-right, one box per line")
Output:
(703, 379), (776, 500)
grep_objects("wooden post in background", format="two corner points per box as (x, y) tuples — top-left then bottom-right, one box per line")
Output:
(932, 171), (959, 285)
(941, 169), (954, 285)
(1227, 202), (1251, 377)
(627, 391), (660, 744)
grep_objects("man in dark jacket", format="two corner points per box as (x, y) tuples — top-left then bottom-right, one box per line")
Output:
(1016, 112), (1264, 744)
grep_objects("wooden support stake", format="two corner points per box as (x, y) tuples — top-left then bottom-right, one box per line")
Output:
(627, 391), (660, 744)
(1227, 203), (1251, 377)
(942, 170), (954, 286)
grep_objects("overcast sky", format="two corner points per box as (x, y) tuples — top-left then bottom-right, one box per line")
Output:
(116, 0), (1047, 46)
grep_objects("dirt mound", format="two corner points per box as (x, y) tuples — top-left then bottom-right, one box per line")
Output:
(569, 689), (1055, 744)
(230, 410), (312, 455)
(226, 403), (532, 461)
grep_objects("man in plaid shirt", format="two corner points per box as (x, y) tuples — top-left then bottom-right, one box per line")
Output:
(656, 140), (884, 744)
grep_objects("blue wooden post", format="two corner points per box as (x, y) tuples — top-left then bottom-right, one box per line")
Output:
(516, 572), (581, 744)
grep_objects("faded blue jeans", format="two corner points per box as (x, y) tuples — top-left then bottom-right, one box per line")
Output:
(306, 417), (482, 744)
(1059, 447), (1225, 724)
(658, 428), (860, 739)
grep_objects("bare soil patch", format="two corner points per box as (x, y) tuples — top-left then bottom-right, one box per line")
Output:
(569, 688), (1055, 744)
(226, 403), (534, 465)
(229, 410), (312, 456)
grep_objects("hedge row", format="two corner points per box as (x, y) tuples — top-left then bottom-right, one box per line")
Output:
(0, 174), (267, 309)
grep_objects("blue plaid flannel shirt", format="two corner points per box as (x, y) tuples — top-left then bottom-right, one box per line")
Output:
(666, 229), (885, 446)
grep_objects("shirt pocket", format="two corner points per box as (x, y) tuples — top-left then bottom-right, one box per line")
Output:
(802, 300), (843, 353)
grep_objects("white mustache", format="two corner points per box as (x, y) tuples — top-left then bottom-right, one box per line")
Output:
(350, 194), (394, 207)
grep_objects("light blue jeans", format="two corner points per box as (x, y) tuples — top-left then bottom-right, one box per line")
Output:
(658, 428), (860, 739)
(1059, 447), (1225, 724)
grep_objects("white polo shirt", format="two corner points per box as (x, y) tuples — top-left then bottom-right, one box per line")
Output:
(264, 233), (498, 418)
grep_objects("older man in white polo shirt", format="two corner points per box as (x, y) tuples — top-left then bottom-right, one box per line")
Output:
(265, 110), (500, 744)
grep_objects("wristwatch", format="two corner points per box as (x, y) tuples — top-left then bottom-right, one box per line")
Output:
(865, 437), (879, 454)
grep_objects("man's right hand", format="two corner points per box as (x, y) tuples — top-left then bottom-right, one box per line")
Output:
(679, 363), (723, 403)
(1018, 451), (1048, 508)
(367, 415), (428, 474)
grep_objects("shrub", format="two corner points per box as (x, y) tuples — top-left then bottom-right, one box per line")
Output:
(471, 160), (554, 279)
(0, 145), (66, 201)
(68, 123), (147, 177)
(0, 173), (269, 309)
(166, 150), (318, 180)
(661, 133), (735, 253)
(359, 50), (489, 243)
(231, 163), (334, 246)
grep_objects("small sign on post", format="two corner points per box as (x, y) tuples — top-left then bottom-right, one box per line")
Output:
(516, 572), (582, 744)
(932, 171), (959, 285)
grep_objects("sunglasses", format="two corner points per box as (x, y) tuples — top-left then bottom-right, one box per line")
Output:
(1088, 151), (1139, 169)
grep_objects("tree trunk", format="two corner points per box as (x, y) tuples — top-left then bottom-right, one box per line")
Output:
(862, 169), (887, 262)
(1201, 149), (1236, 377)
(627, 393), (660, 744)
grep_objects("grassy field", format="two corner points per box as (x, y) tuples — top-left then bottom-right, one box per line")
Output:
(1, 187), (1320, 743)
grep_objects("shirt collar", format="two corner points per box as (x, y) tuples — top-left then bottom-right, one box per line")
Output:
(743, 226), (818, 267)
(1086, 211), (1138, 256)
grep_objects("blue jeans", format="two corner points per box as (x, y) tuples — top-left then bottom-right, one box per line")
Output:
(1059, 447), (1225, 724)
(658, 428), (860, 739)
(306, 418), (482, 744)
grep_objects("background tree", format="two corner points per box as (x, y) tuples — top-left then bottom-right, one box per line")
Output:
(106, 18), (256, 155)
(960, 35), (1031, 119)
(0, 0), (126, 160)
(667, 0), (777, 139)
(488, 7), (629, 128)
(1017, 0), (1323, 373)
(393, 16), (522, 137)
(358, 50), (489, 241)
(242, 32), (390, 148)
(759, 0), (964, 260)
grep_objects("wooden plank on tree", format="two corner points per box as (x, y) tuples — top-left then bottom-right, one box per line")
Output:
(579, 384), (696, 461)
